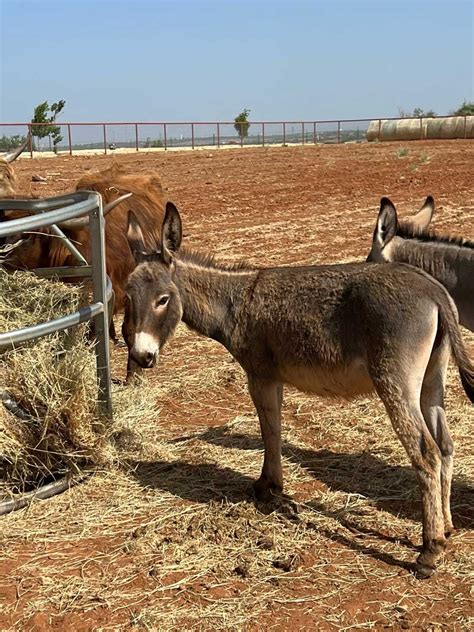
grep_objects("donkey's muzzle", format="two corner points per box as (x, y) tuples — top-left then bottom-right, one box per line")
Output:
(130, 349), (157, 369)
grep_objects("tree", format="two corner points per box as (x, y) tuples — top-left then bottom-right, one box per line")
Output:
(452, 100), (474, 116)
(0, 134), (27, 151)
(398, 107), (436, 118)
(31, 100), (66, 152)
(234, 108), (251, 139)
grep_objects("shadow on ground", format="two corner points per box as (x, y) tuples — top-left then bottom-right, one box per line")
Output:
(127, 425), (472, 574)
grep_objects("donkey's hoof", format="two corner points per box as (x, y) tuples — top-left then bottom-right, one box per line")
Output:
(414, 543), (443, 579)
(253, 477), (283, 503)
(444, 527), (454, 540)
(113, 340), (127, 348)
(414, 560), (436, 579)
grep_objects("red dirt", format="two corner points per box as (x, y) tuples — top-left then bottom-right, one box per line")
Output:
(2, 140), (474, 631)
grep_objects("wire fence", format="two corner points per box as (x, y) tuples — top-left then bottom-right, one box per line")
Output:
(0, 115), (470, 157)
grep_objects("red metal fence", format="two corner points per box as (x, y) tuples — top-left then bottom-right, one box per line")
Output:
(0, 115), (470, 157)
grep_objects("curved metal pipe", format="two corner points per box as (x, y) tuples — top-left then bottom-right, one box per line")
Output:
(0, 276), (113, 350)
(57, 192), (133, 230)
(0, 473), (88, 516)
(0, 390), (89, 516)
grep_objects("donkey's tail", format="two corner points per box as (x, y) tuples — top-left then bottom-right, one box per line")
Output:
(437, 295), (474, 403)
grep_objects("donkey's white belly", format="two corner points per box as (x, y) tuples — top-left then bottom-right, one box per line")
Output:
(279, 360), (374, 399)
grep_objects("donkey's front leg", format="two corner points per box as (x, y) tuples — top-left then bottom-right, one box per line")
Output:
(248, 376), (283, 501)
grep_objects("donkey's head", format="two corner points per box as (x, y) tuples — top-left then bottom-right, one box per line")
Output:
(367, 196), (435, 262)
(123, 201), (183, 369)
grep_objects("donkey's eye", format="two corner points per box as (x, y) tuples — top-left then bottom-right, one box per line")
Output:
(154, 295), (170, 309)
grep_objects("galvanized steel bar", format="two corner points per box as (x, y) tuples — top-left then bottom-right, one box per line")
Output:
(88, 200), (112, 417)
(32, 265), (93, 278)
(48, 224), (89, 265)
(0, 197), (97, 237)
(0, 301), (105, 349)
(0, 191), (113, 418)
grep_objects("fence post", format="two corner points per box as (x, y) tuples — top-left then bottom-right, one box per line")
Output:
(240, 122), (243, 147)
(217, 123), (220, 148)
(88, 196), (112, 418)
(135, 123), (139, 151)
(313, 122), (316, 144)
(103, 124), (107, 154)
(191, 123), (195, 150)
(378, 118), (382, 141)
(419, 117), (423, 140)
(164, 123), (167, 150)
(28, 124), (33, 158)
(337, 121), (341, 144)
(301, 122), (305, 145)
(283, 122), (286, 145)
(67, 124), (72, 156)
(262, 122), (265, 147)
(464, 115), (467, 139)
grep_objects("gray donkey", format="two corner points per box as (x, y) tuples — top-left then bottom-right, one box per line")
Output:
(123, 202), (474, 578)
(367, 197), (474, 331)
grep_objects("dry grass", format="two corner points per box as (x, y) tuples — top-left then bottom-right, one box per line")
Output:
(1, 143), (473, 630)
(0, 268), (156, 495)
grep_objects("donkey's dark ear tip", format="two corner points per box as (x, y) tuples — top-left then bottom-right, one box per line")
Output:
(165, 201), (179, 215)
(425, 195), (434, 206)
(380, 196), (393, 207)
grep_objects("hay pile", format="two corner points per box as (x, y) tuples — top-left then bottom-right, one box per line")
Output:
(0, 267), (153, 496)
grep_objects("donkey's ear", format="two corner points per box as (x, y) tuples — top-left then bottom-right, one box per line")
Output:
(376, 197), (398, 245)
(408, 196), (434, 231)
(161, 201), (182, 264)
(127, 210), (147, 264)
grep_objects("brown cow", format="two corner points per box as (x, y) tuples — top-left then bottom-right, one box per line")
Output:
(1, 161), (167, 340)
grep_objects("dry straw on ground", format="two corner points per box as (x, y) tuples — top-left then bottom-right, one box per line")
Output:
(1, 143), (473, 629)
(0, 268), (154, 496)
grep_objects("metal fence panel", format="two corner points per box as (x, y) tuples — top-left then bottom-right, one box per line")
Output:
(0, 191), (112, 417)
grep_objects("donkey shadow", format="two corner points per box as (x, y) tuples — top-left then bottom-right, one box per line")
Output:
(173, 426), (474, 529)
(129, 427), (473, 574)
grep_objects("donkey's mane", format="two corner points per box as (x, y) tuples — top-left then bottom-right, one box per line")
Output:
(180, 247), (258, 272)
(398, 222), (474, 251)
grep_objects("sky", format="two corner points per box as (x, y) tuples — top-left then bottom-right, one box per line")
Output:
(0, 0), (473, 123)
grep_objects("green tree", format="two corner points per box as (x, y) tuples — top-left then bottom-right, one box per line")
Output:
(452, 100), (474, 116)
(412, 107), (436, 118)
(0, 134), (27, 151)
(31, 100), (66, 152)
(398, 107), (436, 118)
(234, 108), (251, 139)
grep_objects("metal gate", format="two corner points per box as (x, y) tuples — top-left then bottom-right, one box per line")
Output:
(0, 191), (113, 417)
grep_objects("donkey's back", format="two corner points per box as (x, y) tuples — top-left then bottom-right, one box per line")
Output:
(238, 262), (447, 398)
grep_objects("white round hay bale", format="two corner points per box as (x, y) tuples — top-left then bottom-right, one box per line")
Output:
(367, 116), (473, 142)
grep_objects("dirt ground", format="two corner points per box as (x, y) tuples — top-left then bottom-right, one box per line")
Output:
(1, 140), (474, 631)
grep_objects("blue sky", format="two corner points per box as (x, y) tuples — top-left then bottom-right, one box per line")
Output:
(0, 0), (472, 122)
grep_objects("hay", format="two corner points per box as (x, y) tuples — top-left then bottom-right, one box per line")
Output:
(0, 268), (154, 495)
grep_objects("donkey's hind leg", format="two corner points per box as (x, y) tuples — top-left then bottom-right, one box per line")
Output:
(421, 336), (454, 538)
(377, 386), (445, 577)
(371, 319), (446, 578)
(248, 375), (283, 502)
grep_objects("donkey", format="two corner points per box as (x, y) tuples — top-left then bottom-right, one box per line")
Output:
(124, 202), (474, 578)
(367, 197), (474, 331)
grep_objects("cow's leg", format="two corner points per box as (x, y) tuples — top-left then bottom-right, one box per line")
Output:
(247, 375), (283, 501)
(421, 337), (454, 538)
